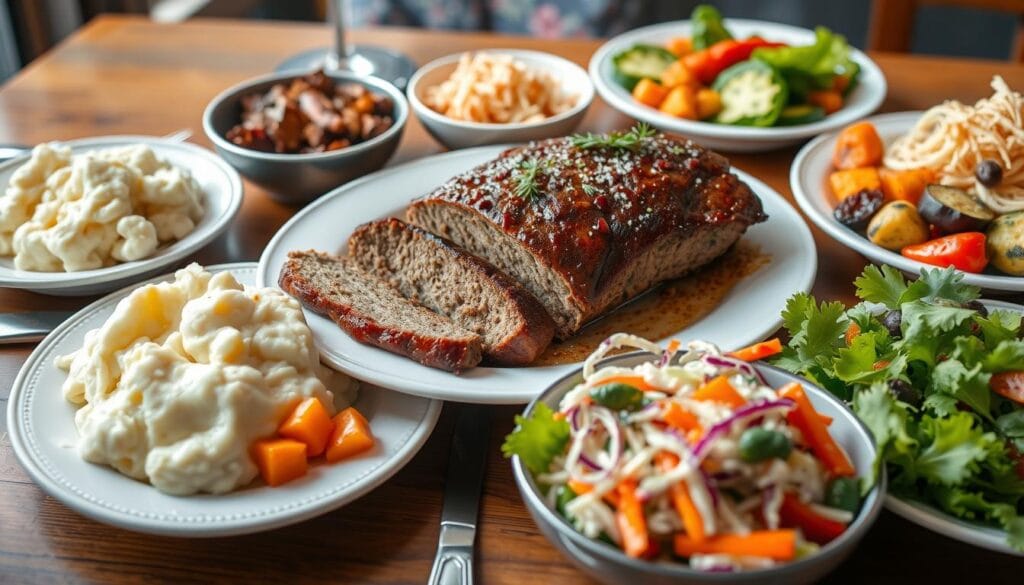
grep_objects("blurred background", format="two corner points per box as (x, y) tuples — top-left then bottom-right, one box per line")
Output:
(0, 0), (1021, 82)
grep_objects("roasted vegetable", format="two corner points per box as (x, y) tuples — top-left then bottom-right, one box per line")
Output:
(682, 37), (785, 85)
(901, 232), (988, 273)
(666, 37), (693, 57)
(986, 211), (1024, 275)
(829, 167), (881, 201)
(752, 26), (859, 98)
(660, 60), (699, 88)
(659, 85), (698, 119)
(807, 90), (843, 115)
(879, 167), (933, 205)
(690, 4), (733, 50)
(712, 60), (788, 126)
(612, 44), (677, 90)
(833, 188), (884, 231)
(631, 78), (669, 108)
(867, 201), (929, 251)
(777, 104), (824, 126)
(918, 184), (996, 234)
(832, 122), (883, 170)
(695, 88), (722, 119)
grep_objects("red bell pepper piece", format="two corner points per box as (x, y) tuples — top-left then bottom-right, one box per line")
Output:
(682, 37), (786, 84)
(901, 232), (988, 273)
(991, 371), (1024, 405)
(778, 493), (848, 544)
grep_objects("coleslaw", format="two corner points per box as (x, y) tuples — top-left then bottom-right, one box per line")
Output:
(504, 334), (866, 571)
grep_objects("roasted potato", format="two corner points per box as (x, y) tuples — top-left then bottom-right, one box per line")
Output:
(867, 201), (930, 251)
(987, 211), (1024, 275)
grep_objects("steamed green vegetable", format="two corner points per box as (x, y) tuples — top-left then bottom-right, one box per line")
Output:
(713, 60), (788, 126)
(690, 5), (733, 50)
(773, 265), (1024, 550)
(611, 44), (677, 91)
(752, 27), (858, 98)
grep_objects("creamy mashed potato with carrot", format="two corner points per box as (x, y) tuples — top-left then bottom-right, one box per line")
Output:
(57, 264), (356, 495)
(0, 143), (204, 272)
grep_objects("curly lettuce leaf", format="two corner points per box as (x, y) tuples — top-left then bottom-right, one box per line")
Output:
(912, 413), (999, 485)
(502, 403), (570, 475)
(928, 360), (992, 421)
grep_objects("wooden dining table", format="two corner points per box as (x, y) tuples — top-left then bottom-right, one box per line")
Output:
(0, 15), (1022, 585)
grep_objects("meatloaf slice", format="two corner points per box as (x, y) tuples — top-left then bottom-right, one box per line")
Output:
(279, 250), (483, 372)
(407, 132), (766, 338)
(348, 218), (554, 365)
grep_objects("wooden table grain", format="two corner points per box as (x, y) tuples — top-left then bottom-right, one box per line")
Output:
(0, 16), (1022, 585)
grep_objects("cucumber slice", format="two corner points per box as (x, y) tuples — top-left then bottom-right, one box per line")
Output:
(612, 44), (677, 91)
(712, 60), (788, 127)
(778, 104), (825, 126)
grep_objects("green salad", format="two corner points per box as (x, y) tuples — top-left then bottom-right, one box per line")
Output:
(773, 265), (1024, 549)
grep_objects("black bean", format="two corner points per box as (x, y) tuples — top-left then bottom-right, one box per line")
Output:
(882, 309), (902, 338)
(887, 379), (922, 407)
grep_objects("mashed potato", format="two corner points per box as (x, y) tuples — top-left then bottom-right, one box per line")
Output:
(57, 264), (356, 495)
(0, 143), (204, 272)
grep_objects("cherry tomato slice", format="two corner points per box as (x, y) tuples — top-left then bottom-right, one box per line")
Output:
(901, 232), (988, 273)
(992, 371), (1024, 405)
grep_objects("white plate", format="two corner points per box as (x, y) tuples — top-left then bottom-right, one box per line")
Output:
(589, 19), (887, 153)
(882, 298), (1023, 556)
(0, 136), (244, 296)
(791, 112), (1024, 292)
(5, 262), (442, 537)
(257, 146), (817, 404)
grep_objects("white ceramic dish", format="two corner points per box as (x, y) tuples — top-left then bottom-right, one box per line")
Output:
(589, 19), (887, 153)
(0, 136), (243, 296)
(257, 146), (817, 404)
(408, 49), (594, 150)
(791, 111), (1024, 292)
(5, 262), (442, 537)
(881, 298), (1023, 556)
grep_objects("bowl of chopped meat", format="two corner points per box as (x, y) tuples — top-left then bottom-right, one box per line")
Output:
(203, 69), (407, 204)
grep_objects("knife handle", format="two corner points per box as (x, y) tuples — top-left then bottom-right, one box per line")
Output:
(428, 522), (475, 585)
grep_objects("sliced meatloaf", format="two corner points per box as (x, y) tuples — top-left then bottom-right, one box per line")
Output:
(406, 132), (767, 338)
(279, 250), (483, 372)
(348, 218), (555, 365)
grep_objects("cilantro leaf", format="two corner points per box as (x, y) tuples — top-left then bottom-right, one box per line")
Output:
(928, 360), (992, 421)
(853, 384), (918, 485)
(781, 292), (815, 342)
(833, 332), (906, 383)
(897, 301), (975, 366)
(502, 403), (570, 475)
(912, 412), (997, 485)
(854, 265), (907, 308)
(983, 340), (1024, 373)
(923, 393), (959, 418)
(976, 310), (1023, 348)
(996, 410), (1024, 439)
(899, 267), (980, 305)
(774, 293), (847, 372)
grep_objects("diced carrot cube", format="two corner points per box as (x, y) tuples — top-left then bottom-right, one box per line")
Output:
(251, 438), (308, 487)
(659, 86), (698, 119)
(278, 397), (336, 457)
(325, 407), (375, 463)
(631, 78), (669, 108)
(829, 167), (881, 201)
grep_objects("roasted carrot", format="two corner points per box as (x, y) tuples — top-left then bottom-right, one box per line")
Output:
(695, 88), (722, 120)
(251, 438), (308, 487)
(615, 480), (656, 558)
(666, 37), (693, 57)
(660, 60), (698, 88)
(673, 530), (797, 560)
(662, 401), (701, 432)
(832, 121), (884, 170)
(829, 167), (881, 201)
(692, 375), (746, 408)
(879, 167), (933, 205)
(278, 397), (336, 457)
(655, 453), (705, 543)
(779, 493), (848, 544)
(728, 338), (783, 361)
(779, 383), (855, 477)
(632, 78), (669, 108)
(659, 86), (698, 119)
(325, 407), (375, 463)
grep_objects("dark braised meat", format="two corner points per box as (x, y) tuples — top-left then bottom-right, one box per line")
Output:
(226, 69), (394, 154)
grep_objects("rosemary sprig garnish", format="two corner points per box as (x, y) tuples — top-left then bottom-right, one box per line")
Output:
(514, 158), (543, 200)
(570, 122), (657, 151)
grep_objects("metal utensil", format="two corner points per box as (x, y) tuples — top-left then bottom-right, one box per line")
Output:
(428, 405), (491, 585)
(0, 310), (74, 344)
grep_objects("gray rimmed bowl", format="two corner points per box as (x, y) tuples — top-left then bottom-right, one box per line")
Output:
(510, 352), (886, 585)
(203, 70), (407, 205)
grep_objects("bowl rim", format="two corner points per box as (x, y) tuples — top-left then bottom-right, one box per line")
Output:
(587, 18), (887, 142)
(510, 351), (887, 579)
(201, 69), (409, 162)
(406, 48), (595, 131)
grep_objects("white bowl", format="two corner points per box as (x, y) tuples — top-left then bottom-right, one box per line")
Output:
(791, 111), (1024, 293)
(0, 135), (243, 296)
(408, 49), (594, 150)
(589, 20), (887, 153)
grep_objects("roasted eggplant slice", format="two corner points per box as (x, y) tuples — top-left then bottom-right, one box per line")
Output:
(918, 184), (996, 234)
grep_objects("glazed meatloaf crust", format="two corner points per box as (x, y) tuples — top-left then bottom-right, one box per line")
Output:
(348, 218), (554, 365)
(407, 132), (767, 338)
(279, 250), (483, 372)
